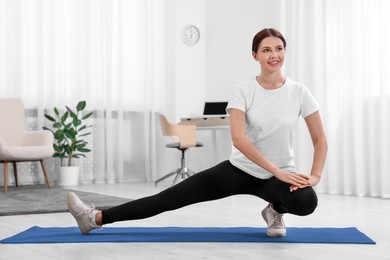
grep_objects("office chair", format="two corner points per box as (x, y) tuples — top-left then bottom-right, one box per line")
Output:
(0, 98), (54, 192)
(155, 114), (203, 186)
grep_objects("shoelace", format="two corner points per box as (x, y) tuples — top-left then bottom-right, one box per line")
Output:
(271, 212), (284, 228)
(75, 203), (97, 217)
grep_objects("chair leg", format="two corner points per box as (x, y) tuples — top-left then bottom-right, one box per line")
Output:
(12, 162), (18, 187)
(172, 167), (193, 185)
(4, 161), (8, 192)
(155, 148), (198, 186)
(172, 169), (185, 185)
(40, 160), (51, 189)
(155, 168), (181, 186)
(171, 149), (194, 186)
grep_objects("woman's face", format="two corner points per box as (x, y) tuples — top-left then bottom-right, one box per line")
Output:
(252, 36), (285, 73)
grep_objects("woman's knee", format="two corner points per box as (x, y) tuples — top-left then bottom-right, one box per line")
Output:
(291, 187), (318, 216)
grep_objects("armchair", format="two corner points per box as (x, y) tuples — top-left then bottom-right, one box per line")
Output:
(0, 98), (54, 192)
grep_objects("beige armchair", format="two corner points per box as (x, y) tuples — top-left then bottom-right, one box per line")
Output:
(155, 114), (203, 186)
(0, 98), (54, 192)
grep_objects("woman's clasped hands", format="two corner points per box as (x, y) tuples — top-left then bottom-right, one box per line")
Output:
(274, 169), (320, 192)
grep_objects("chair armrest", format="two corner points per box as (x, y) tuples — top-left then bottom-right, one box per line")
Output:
(175, 124), (197, 148)
(0, 136), (6, 159)
(21, 131), (54, 146)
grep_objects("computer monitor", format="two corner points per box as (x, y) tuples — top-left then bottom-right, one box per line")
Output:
(203, 102), (228, 116)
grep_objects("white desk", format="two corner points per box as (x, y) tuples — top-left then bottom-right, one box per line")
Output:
(180, 116), (230, 127)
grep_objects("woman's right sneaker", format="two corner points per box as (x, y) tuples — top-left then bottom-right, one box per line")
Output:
(261, 203), (286, 237)
(67, 192), (100, 234)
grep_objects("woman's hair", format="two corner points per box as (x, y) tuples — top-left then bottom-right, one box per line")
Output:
(252, 28), (287, 53)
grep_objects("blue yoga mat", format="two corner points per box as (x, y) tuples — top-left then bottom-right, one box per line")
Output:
(0, 226), (375, 244)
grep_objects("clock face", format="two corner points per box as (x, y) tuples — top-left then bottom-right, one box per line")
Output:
(182, 25), (200, 46)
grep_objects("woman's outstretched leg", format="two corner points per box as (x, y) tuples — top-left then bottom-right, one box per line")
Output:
(102, 160), (264, 223)
(67, 161), (261, 234)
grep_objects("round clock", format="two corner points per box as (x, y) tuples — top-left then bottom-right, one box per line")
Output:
(181, 25), (200, 46)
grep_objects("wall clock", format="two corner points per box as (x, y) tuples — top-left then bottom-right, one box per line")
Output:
(181, 25), (200, 46)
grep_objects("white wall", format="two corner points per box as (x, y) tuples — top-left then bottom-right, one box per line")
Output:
(165, 0), (283, 120)
(205, 0), (283, 102)
(156, 0), (284, 179)
(164, 0), (206, 121)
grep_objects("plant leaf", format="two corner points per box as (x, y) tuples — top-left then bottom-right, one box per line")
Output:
(64, 128), (76, 139)
(76, 143), (86, 149)
(65, 146), (73, 154)
(82, 111), (93, 120)
(42, 126), (54, 134)
(77, 148), (91, 153)
(54, 146), (63, 153)
(53, 122), (62, 128)
(54, 130), (65, 140)
(78, 125), (87, 132)
(73, 118), (79, 127)
(73, 154), (86, 158)
(44, 114), (56, 122)
(61, 111), (68, 124)
(76, 101), (86, 111)
(66, 106), (77, 118)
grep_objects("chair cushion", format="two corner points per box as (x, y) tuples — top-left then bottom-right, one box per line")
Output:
(196, 142), (204, 147)
(166, 142), (180, 148)
(166, 142), (203, 149)
(0, 145), (54, 161)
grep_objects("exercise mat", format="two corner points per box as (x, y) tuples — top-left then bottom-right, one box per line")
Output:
(0, 226), (376, 244)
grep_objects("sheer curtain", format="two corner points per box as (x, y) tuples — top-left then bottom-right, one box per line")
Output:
(281, 0), (390, 198)
(0, 0), (165, 184)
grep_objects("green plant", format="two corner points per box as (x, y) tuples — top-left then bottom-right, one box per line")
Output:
(43, 101), (93, 167)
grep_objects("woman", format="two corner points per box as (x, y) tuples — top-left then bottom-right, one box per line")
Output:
(67, 28), (327, 238)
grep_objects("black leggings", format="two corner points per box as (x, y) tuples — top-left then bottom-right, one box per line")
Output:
(102, 160), (318, 225)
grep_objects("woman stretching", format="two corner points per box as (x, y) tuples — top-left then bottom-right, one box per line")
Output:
(67, 28), (327, 238)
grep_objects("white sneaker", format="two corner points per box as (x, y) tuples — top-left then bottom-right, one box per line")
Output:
(261, 203), (286, 237)
(67, 192), (99, 234)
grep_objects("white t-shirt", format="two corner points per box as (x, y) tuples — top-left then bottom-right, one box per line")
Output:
(226, 77), (320, 179)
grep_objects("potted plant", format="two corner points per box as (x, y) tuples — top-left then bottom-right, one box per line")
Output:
(43, 101), (93, 186)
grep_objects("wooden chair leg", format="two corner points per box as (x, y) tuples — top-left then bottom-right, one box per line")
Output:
(12, 162), (18, 187)
(4, 161), (8, 192)
(40, 160), (51, 189)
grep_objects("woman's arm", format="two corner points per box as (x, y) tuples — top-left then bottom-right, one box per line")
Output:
(229, 108), (310, 187)
(290, 111), (328, 191)
(304, 111), (328, 186)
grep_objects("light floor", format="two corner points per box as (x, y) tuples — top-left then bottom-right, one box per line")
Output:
(0, 182), (389, 260)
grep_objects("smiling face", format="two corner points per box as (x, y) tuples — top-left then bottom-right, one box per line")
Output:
(252, 36), (286, 74)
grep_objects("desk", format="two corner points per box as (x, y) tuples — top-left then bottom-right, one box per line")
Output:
(180, 117), (230, 162)
(180, 116), (230, 127)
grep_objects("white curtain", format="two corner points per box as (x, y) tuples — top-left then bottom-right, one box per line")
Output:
(282, 0), (390, 198)
(0, 0), (165, 184)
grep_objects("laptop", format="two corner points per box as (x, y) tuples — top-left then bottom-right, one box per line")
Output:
(202, 101), (228, 118)
(180, 101), (229, 124)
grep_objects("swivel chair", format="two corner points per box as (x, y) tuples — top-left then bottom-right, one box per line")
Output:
(155, 114), (203, 186)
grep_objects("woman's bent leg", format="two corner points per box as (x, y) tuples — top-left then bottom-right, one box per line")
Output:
(255, 177), (318, 216)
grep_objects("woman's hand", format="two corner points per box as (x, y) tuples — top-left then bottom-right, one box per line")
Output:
(289, 175), (321, 192)
(274, 170), (310, 188)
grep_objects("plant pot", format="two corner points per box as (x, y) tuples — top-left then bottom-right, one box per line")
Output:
(58, 166), (79, 186)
